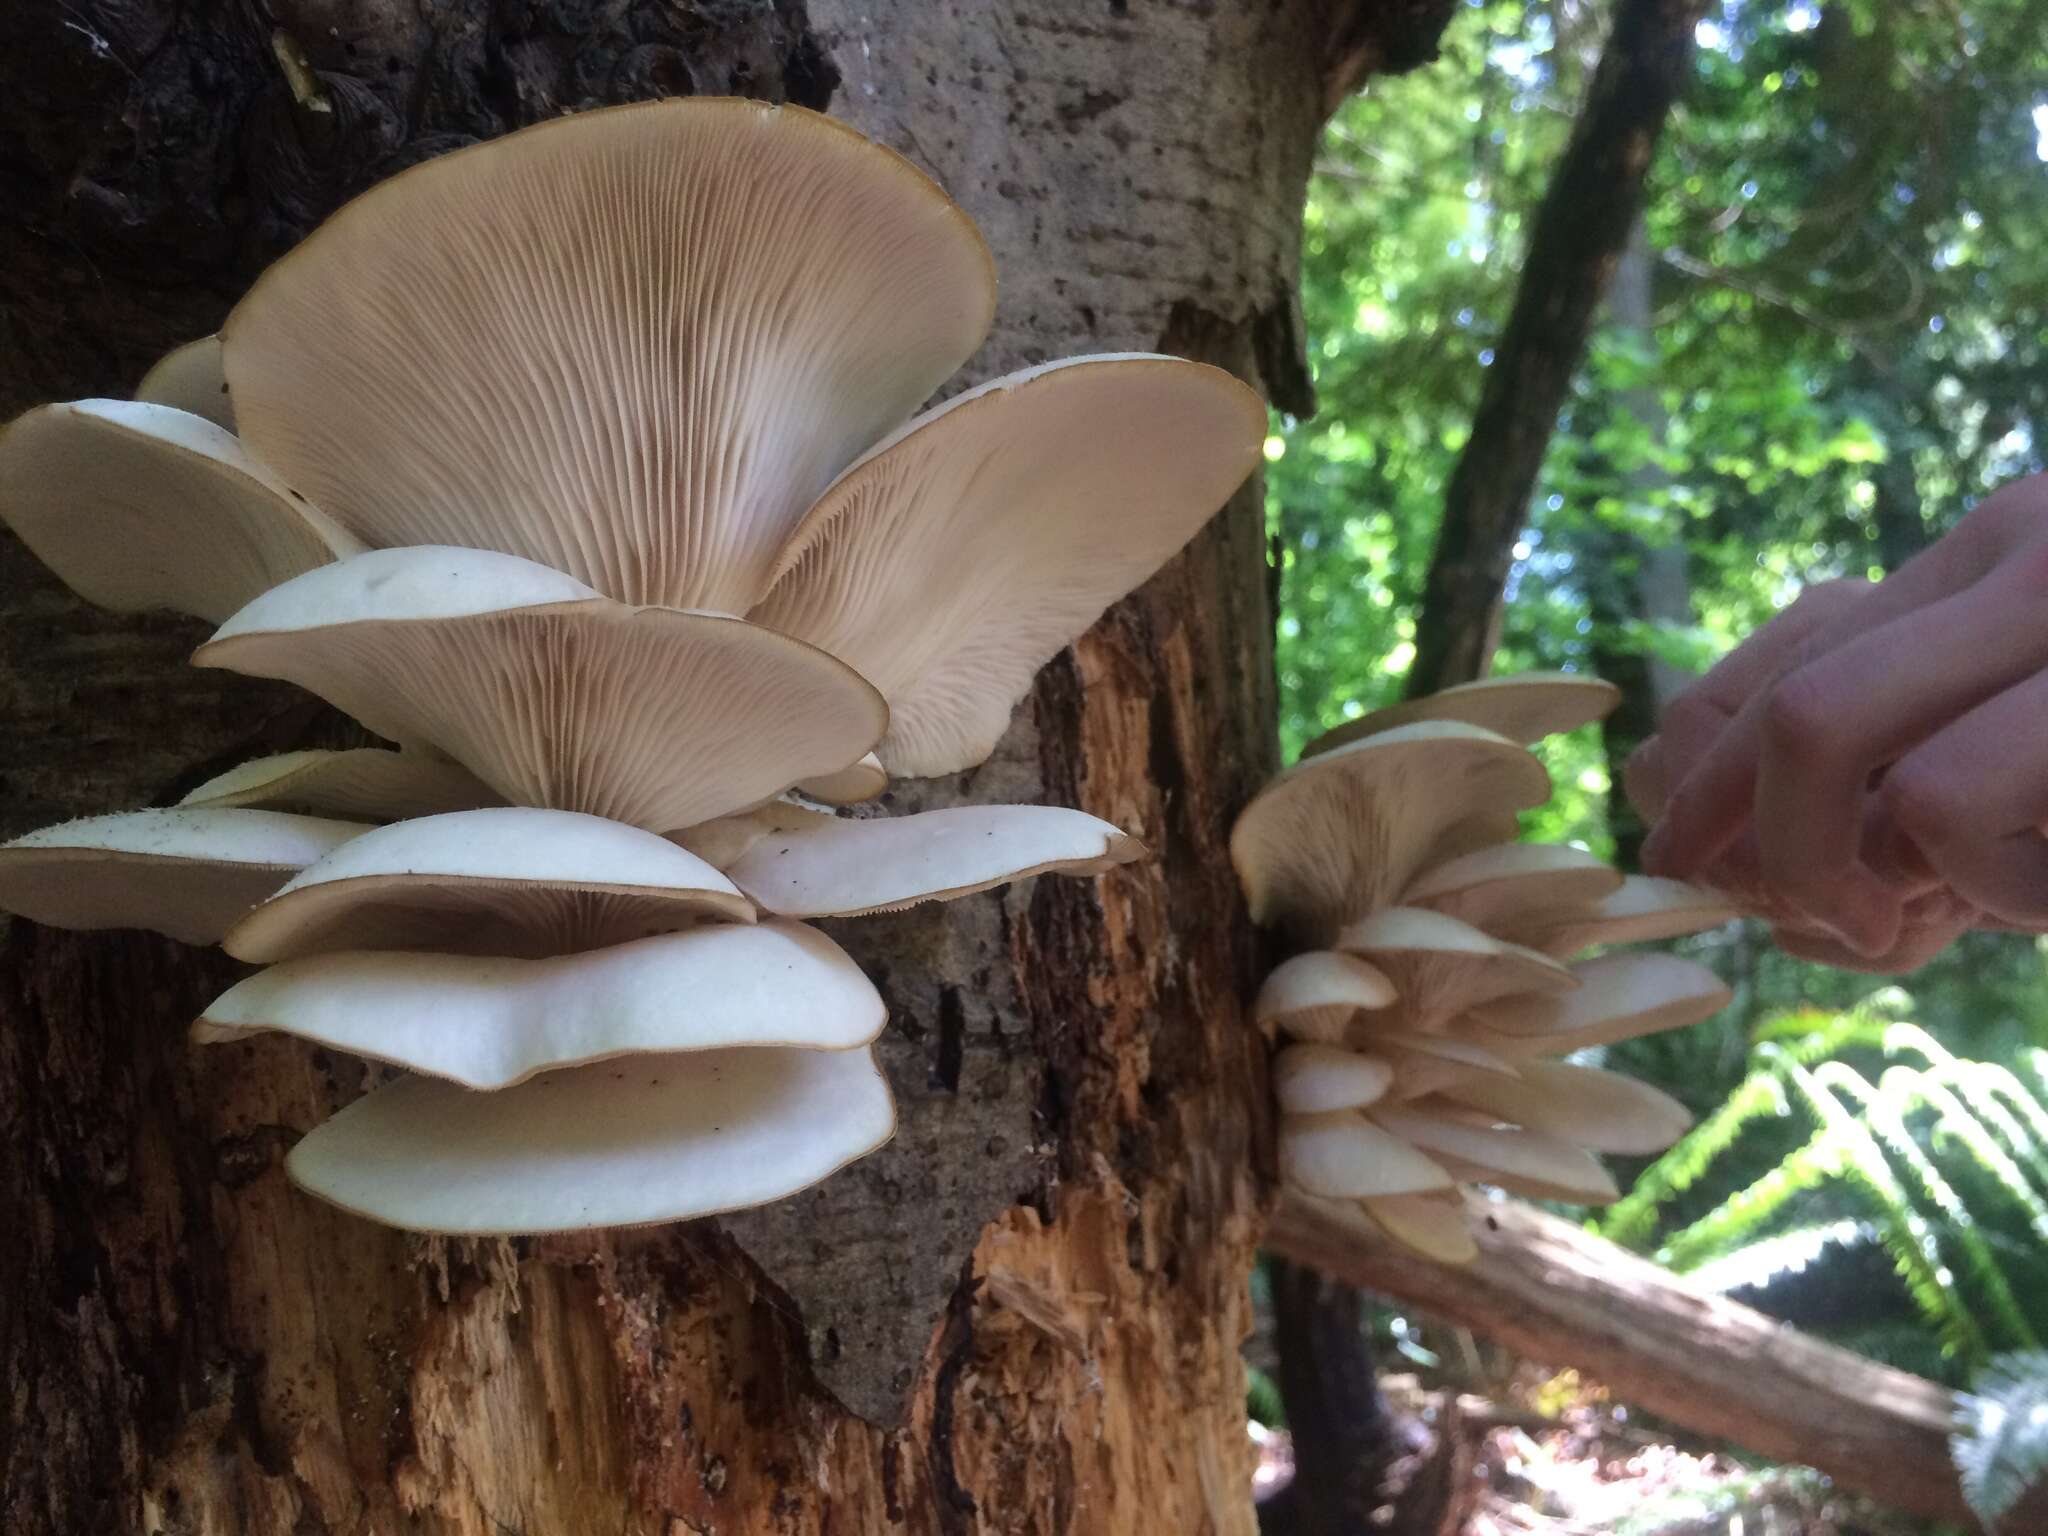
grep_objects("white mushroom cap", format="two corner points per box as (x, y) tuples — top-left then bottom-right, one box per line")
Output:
(224, 99), (995, 612)
(1402, 842), (1623, 932)
(194, 546), (888, 833)
(199, 920), (883, 1088)
(1369, 1105), (1621, 1204)
(1279, 1111), (1455, 1199)
(1335, 907), (1577, 1032)
(751, 355), (1265, 777)
(1230, 721), (1550, 941)
(1273, 1043), (1396, 1114)
(135, 336), (234, 430)
(0, 808), (364, 944)
(1487, 952), (1733, 1057)
(223, 808), (752, 962)
(286, 1044), (897, 1234)
(0, 400), (362, 622)
(179, 749), (501, 821)
(1513, 876), (1742, 957)
(1376, 1030), (1523, 1100)
(1251, 951), (1397, 1043)
(1436, 1061), (1693, 1156)
(794, 754), (888, 807)
(1361, 1191), (1479, 1265)
(718, 803), (1140, 917)
(1301, 672), (1620, 757)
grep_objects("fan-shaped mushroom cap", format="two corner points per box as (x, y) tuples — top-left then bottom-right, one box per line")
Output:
(286, 1044), (896, 1234)
(194, 547), (887, 832)
(224, 99), (995, 612)
(1336, 907), (1576, 1032)
(136, 336), (234, 430)
(1301, 672), (1620, 758)
(1514, 876), (1742, 957)
(751, 355), (1265, 776)
(1231, 721), (1550, 941)
(1458, 990), (1570, 1037)
(1489, 952), (1732, 1057)
(1362, 1191), (1479, 1265)
(0, 400), (362, 622)
(1437, 1060), (1693, 1156)
(1273, 1044), (1396, 1114)
(223, 808), (752, 962)
(1377, 1030), (1523, 1100)
(795, 754), (887, 806)
(0, 808), (364, 944)
(1252, 951), (1397, 1043)
(1369, 1105), (1620, 1204)
(1402, 843), (1623, 932)
(719, 804), (1140, 917)
(199, 920), (881, 1088)
(180, 749), (501, 821)
(1280, 1111), (1455, 1199)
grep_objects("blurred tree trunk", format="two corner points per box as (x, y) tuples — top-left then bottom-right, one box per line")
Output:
(1272, 0), (1709, 1528)
(0, 3), (1456, 1531)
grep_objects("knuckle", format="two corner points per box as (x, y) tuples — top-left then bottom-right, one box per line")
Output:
(1760, 670), (1833, 760)
(1880, 759), (1964, 847)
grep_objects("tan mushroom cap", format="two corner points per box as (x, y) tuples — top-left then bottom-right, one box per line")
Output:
(752, 355), (1265, 777)
(199, 919), (883, 1089)
(1273, 1043), (1396, 1114)
(1280, 1111), (1455, 1199)
(1437, 1060), (1693, 1156)
(223, 807), (752, 963)
(1483, 952), (1733, 1057)
(1514, 875), (1742, 957)
(1361, 1190), (1480, 1265)
(1301, 672), (1620, 758)
(0, 400), (362, 623)
(1231, 721), (1550, 941)
(1402, 842), (1623, 932)
(136, 336), (234, 430)
(719, 803), (1141, 918)
(1252, 951), (1397, 1043)
(1370, 1105), (1620, 1204)
(0, 808), (364, 945)
(180, 749), (501, 821)
(795, 754), (888, 806)
(224, 99), (995, 612)
(194, 546), (888, 833)
(1335, 907), (1577, 1032)
(286, 1044), (897, 1234)
(1377, 1030), (1522, 1100)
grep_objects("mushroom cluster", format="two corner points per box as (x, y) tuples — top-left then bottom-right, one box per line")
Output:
(1231, 674), (1739, 1262)
(0, 100), (1264, 1234)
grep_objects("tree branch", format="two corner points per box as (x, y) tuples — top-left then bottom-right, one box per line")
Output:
(1268, 1192), (1980, 1529)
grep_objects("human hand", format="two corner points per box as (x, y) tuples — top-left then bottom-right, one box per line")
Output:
(1627, 472), (2048, 971)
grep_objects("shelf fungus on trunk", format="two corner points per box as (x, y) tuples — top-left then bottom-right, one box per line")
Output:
(0, 99), (1262, 1236)
(1234, 672), (1739, 1263)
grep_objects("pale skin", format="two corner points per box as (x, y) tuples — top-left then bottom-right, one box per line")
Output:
(1629, 471), (2048, 974)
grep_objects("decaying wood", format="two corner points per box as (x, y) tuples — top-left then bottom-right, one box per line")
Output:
(1404, 0), (1715, 696)
(1267, 1192), (1979, 1529)
(0, 2), (1453, 1532)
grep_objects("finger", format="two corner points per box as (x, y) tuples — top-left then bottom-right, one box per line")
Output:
(1769, 907), (1972, 973)
(1879, 667), (2048, 926)
(1664, 547), (2048, 945)
(1647, 539), (2008, 878)
(1624, 735), (1671, 822)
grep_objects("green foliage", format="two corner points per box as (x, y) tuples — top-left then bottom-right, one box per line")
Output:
(1954, 1351), (2048, 1528)
(1602, 1000), (2048, 1379)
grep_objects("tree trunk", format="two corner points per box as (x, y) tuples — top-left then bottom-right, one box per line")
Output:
(0, 4), (1433, 1531)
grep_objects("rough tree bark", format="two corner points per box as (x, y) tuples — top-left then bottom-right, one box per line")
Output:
(0, 3), (1460, 1533)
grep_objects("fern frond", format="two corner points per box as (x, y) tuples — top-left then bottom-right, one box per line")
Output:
(1891, 1066), (2048, 1245)
(1955, 1350), (2048, 1527)
(1659, 1134), (1836, 1271)
(1604, 1068), (1795, 1249)
(1790, 1062), (1990, 1364)
(1820, 1063), (2036, 1357)
(1683, 1217), (1870, 1295)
